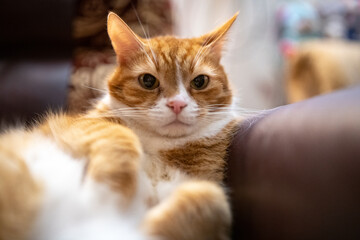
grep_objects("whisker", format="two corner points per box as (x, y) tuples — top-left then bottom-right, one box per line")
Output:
(131, 3), (150, 39)
(145, 39), (158, 66)
(81, 84), (108, 94)
(131, 3), (158, 66)
(193, 20), (235, 69)
(193, 46), (209, 67)
(192, 34), (213, 68)
(110, 106), (149, 111)
(110, 109), (148, 112)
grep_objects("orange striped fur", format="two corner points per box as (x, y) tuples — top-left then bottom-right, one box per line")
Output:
(0, 12), (239, 240)
(0, 130), (42, 240)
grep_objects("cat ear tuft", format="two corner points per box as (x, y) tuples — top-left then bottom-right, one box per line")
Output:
(107, 12), (144, 64)
(201, 12), (239, 58)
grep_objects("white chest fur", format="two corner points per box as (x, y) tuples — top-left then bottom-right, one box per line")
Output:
(127, 113), (234, 187)
(22, 134), (146, 240)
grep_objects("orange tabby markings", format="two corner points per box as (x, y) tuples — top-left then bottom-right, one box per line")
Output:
(0, 11), (240, 240)
(142, 181), (231, 240)
(160, 120), (238, 182)
(42, 114), (142, 206)
(0, 132), (42, 240)
(106, 12), (238, 109)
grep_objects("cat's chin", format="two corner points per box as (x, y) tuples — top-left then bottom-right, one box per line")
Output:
(157, 120), (196, 138)
(164, 119), (191, 128)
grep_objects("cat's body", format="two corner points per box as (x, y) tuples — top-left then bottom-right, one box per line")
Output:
(94, 94), (237, 185)
(0, 12), (239, 240)
(1, 115), (150, 240)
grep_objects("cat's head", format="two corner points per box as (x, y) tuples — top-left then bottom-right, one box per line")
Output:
(105, 12), (238, 138)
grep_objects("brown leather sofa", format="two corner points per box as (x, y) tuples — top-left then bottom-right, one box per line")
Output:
(227, 86), (360, 240)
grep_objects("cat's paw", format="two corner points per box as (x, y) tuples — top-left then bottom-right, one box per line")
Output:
(142, 180), (231, 240)
(87, 124), (143, 208)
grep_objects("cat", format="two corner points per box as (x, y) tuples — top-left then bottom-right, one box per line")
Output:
(0, 12), (239, 240)
(286, 39), (360, 103)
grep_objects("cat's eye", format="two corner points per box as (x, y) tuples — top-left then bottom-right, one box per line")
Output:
(190, 75), (209, 90)
(138, 74), (159, 90)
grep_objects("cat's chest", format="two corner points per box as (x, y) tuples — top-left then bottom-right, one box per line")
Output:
(143, 151), (170, 182)
(140, 132), (231, 184)
(140, 140), (177, 185)
(130, 119), (239, 184)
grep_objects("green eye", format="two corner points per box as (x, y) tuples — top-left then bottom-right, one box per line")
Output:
(138, 74), (159, 90)
(190, 75), (209, 90)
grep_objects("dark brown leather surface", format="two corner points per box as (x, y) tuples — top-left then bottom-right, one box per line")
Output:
(227, 86), (360, 240)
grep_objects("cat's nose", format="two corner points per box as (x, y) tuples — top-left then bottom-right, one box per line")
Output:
(166, 100), (188, 114)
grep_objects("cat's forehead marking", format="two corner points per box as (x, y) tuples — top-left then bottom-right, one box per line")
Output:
(142, 36), (219, 98)
(142, 38), (187, 96)
(175, 60), (182, 81)
(150, 37), (201, 70)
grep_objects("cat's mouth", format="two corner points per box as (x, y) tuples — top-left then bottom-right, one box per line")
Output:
(164, 119), (192, 127)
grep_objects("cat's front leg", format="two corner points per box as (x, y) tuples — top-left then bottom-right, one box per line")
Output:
(142, 180), (231, 240)
(44, 115), (143, 207)
(86, 127), (142, 208)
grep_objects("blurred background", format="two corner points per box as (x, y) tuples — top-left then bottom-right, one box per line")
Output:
(0, 0), (359, 122)
(174, 0), (360, 109)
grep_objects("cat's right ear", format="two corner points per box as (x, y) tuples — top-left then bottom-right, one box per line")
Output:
(107, 12), (144, 64)
(199, 12), (239, 60)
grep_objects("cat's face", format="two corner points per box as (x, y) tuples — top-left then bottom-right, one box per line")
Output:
(106, 12), (237, 137)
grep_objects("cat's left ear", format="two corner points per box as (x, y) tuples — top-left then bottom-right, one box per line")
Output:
(200, 12), (239, 59)
(107, 12), (145, 64)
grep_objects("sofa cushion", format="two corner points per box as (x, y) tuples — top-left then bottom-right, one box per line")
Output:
(228, 86), (360, 239)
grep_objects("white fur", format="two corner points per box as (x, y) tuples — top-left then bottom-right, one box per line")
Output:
(20, 133), (190, 239)
(22, 134), (147, 240)
(6, 40), (237, 239)
(155, 169), (190, 202)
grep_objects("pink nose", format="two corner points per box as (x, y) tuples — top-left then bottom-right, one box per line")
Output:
(166, 100), (188, 114)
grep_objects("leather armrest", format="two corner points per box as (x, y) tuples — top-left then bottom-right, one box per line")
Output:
(227, 86), (360, 239)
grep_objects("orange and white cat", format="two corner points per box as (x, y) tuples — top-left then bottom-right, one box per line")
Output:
(0, 12), (239, 240)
